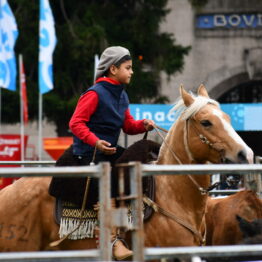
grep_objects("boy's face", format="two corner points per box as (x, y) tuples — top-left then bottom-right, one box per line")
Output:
(112, 60), (133, 84)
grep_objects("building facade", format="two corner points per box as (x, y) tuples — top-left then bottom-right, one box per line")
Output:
(160, 0), (262, 156)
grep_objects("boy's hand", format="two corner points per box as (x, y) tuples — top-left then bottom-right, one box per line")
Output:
(95, 140), (116, 155)
(143, 119), (155, 131)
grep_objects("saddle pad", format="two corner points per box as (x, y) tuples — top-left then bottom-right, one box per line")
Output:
(55, 200), (134, 240)
(55, 199), (98, 240)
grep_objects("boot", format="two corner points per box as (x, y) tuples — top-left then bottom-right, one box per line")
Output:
(93, 199), (133, 261)
(111, 228), (133, 261)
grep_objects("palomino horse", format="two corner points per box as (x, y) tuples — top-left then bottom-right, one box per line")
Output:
(143, 84), (253, 247)
(0, 84), (253, 251)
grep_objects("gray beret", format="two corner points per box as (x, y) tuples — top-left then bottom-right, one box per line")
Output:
(95, 46), (130, 80)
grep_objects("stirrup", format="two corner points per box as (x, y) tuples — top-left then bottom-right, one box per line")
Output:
(111, 237), (129, 249)
(111, 237), (133, 261)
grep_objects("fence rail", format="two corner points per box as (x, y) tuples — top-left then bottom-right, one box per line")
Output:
(0, 250), (98, 262)
(0, 161), (55, 165)
(145, 244), (262, 260)
(1, 244), (262, 262)
(0, 162), (261, 261)
(0, 162), (112, 261)
(142, 163), (262, 175)
(0, 166), (102, 178)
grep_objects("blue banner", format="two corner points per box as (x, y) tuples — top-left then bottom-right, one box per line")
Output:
(39, 0), (57, 94)
(196, 14), (262, 29)
(130, 104), (262, 131)
(0, 0), (18, 91)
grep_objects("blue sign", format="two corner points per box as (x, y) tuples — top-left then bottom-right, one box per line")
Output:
(130, 104), (262, 131)
(196, 14), (262, 29)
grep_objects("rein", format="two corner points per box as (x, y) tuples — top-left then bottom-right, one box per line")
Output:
(143, 196), (206, 245)
(147, 123), (218, 245)
(154, 123), (217, 194)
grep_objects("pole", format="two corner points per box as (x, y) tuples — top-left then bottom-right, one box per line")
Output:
(38, 92), (42, 160)
(19, 54), (25, 161)
(94, 54), (99, 83)
(0, 0), (1, 135)
(0, 87), (1, 135)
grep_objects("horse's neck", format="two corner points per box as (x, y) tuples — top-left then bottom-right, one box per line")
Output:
(154, 174), (209, 213)
(157, 119), (194, 165)
(155, 119), (210, 219)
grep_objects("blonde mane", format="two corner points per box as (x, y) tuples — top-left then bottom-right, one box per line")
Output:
(169, 94), (220, 120)
(158, 93), (221, 163)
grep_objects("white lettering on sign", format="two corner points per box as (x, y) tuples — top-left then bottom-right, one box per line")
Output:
(167, 112), (176, 122)
(228, 15), (241, 27)
(258, 14), (262, 26)
(242, 15), (255, 26)
(0, 138), (20, 145)
(155, 112), (165, 121)
(135, 107), (176, 123)
(0, 146), (19, 157)
(213, 14), (262, 27)
(214, 15), (226, 27)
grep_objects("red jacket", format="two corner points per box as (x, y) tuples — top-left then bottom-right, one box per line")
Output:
(69, 77), (146, 147)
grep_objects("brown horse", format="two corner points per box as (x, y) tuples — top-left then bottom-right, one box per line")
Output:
(0, 84), (253, 251)
(206, 190), (262, 245)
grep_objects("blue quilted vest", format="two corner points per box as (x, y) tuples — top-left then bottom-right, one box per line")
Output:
(72, 81), (129, 156)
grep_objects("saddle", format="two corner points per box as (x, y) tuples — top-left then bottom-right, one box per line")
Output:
(54, 175), (155, 225)
(51, 139), (161, 227)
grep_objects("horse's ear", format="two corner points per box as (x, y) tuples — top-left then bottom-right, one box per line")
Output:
(197, 84), (209, 98)
(180, 84), (194, 107)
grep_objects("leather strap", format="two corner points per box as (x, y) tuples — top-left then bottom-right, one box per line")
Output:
(143, 196), (206, 245)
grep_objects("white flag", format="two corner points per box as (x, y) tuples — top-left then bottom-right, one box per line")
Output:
(0, 0), (18, 91)
(94, 54), (99, 82)
(38, 0), (57, 94)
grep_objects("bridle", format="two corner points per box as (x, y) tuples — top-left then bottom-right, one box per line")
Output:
(153, 120), (220, 195)
(144, 121), (217, 246)
(145, 119), (222, 246)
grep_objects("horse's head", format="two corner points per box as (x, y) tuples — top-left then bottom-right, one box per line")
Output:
(173, 84), (253, 164)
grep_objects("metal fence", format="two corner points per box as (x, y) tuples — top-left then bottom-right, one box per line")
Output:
(129, 162), (262, 261)
(0, 162), (262, 261)
(0, 162), (112, 261)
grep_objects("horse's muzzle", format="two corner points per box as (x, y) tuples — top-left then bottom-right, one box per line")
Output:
(222, 150), (249, 164)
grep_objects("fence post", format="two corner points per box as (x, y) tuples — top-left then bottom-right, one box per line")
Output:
(99, 162), (112, 261)
(255, 156), (262, 198)
(129, 161), (144, 262)
(244, 156), (262, 196)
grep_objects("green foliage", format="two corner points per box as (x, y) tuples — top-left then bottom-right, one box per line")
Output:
(3, 0), (190, 135)
(188, 0), (209, 8)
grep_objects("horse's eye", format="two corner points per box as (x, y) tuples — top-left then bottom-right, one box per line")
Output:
(200, 120), (212, 127)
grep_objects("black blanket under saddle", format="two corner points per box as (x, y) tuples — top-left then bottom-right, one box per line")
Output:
(48, 139), (160, 216)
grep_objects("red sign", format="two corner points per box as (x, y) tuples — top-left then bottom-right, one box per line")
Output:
(0, 134), (28, 189)
(43, 137), (73, 160)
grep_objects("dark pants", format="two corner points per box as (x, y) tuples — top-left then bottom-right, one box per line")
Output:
(48, 146), (125, 208)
